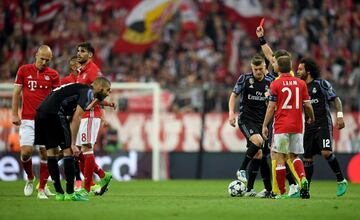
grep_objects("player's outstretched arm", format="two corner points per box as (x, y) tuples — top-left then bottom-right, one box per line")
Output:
(101, 100), (117, 110)
(11, 85), (22, 126)
(70, 105), (85, 157)
(256, 26), (274, 64)
(304, 101), (315, 124)
(262, 101), (276, 140)
(228, 92), (238, 127)
(334, 97), (345, 129)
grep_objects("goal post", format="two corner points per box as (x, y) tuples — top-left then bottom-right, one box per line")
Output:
(110, 82), (161, 181)
(0, 82), (163, 181)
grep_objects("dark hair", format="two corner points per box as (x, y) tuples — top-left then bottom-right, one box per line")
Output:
(300, 57), (320, 79)
(277, 56), (292, 73)
(251, 54), (265, 66)
(77, 42), (95, 54)
(273, 49), (291, 59)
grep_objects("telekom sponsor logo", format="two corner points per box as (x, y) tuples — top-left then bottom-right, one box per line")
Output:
(28, 80), (37, 91)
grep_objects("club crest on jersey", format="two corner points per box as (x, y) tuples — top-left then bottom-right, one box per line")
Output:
(312, 87), (317, 94)
(44, 75), (50, 80)
(249, 78), (254, 88)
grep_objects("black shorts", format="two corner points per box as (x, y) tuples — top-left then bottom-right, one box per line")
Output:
(34, 111), (71, 150)
(303, 127), (333, 158)
(238, 118), (270, 156)
(238, 118), (262, 140)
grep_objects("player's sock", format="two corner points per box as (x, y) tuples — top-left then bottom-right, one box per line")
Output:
(304, 160), (314, 187)
(285, 165), (296, 185)
(84, 153), (95, 192)
(260, 156), (272, 192)
(271, 160), (279, 195)
(79, 152), (85, 175)
(326, 153), (344, 182)
(247, 159), (261, 190)
(74, 159), (81, 181)
(47, 156), (64, 194)
(21, 157), (34, 180)
(286, 159), (301, 185)
(292, 158), (305, 180)
(39, 160), (49, 190)
(94, 163), (105, 179)
(239, 142), (259, 170)
(276, 164), (286, 195)
(63, 156), (75, 194)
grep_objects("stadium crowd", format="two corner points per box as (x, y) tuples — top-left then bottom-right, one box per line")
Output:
(1, 0), (359, 111)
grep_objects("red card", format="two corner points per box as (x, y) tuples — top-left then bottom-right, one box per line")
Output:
(259, 18), (265, 27)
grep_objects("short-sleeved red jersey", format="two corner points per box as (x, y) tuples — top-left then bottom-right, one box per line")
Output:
(270, 73), (310, 134)
(60, 73), (77, 85)
(76, 61), (103, 118)
(14, 64), (60, 120)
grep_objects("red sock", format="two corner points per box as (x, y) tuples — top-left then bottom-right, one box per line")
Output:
(21, 158), (34, 180)
(79, 153), (85, 175)
(94, 163), (105, 179)
(293, 158), (306, 179)
(39, 161), (49, 190)
(276, 164), (286, 195)
(84, 154), (95, 192)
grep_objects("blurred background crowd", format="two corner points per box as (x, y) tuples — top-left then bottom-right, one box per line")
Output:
(1, 0), (359, 112)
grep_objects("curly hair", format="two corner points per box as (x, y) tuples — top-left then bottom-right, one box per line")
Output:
(300, 57), (320, 79)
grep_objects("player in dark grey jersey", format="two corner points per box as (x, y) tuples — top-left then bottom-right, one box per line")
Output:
(297, 58), (348, 197)
(34, 77), (111, 201)
(228, 54), (273, 197)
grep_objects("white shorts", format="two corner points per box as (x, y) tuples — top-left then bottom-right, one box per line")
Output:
(19, 120), (44, 148)
(272, 133), (304, 154)
(76, 118), (101, 147)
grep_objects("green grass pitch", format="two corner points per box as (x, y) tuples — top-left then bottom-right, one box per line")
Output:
(0, 180), (359, 220)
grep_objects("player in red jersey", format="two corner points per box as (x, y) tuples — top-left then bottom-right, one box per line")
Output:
(75, 42), (113, 196)
(11, 45), (60, 199)
(60, 56), (79, 85)
(262, 53), (315, 199)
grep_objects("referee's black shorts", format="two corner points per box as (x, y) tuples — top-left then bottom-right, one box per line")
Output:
(34, 111), (71, 150)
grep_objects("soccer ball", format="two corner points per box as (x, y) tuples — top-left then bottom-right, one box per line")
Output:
(228, 180), (246, 197)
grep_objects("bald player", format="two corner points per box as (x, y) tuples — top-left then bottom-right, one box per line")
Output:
(12, 45), (60, 199)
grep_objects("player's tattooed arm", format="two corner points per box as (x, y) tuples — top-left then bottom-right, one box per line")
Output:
(256, 26), (274, 64)
(334, 97), (345, 129)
